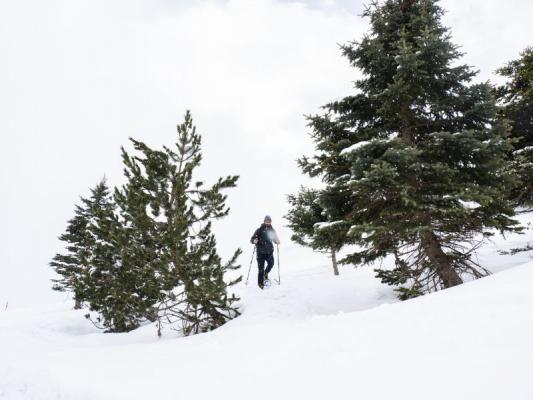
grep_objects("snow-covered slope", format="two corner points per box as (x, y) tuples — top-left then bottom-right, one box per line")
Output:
(1, 213), (533, 400)
(1, 251), (532, 399)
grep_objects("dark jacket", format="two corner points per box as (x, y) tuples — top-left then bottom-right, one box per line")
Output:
(251, 224), (279, 255)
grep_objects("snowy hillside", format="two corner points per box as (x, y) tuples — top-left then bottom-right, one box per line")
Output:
(1, 216), (533, 400)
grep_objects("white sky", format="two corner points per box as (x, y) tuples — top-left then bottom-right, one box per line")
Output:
(1, 0), (531, 308)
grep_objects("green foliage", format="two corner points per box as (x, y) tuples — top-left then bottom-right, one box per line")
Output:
(286, 186), (351, 275)
(496, 47), (533, 208)
(297, 0), (520, 296)
(286, 187), (322, 248)
(286, 187), (350, 251)
(50, 191), (96, 308)
(51, 112), (241, 334)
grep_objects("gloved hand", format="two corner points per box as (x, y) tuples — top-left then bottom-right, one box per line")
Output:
(253, 238), (259, 244)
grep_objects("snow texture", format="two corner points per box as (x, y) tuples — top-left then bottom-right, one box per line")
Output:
(313, 220), (344, 229)
(513, 146), (533, 155)
(1, 215), (532, 400)
(459, 199), (482, 209)
(340, 141), (371, 155)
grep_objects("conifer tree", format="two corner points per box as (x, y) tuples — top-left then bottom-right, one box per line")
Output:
(81, 180), (146, 333)
(496, 47), (533, 209)
(287, 187), (350, 275)
(113, 111), (241, 335)
(299, 0), (520, 297)
(50, 199), (92, 309)
(51, 113), (241, 335)
(50, 180), (112, 309)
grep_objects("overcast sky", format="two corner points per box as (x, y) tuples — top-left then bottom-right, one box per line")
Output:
(1, 0), (531, 308)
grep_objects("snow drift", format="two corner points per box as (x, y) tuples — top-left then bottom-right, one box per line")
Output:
(1, 253), (532, 400)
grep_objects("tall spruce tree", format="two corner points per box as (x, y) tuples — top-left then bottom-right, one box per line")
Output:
(496, 47), (533, 209)
(299, 0), (520, 297)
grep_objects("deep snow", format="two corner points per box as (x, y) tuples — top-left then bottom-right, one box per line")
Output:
(1, 216), (532, 400)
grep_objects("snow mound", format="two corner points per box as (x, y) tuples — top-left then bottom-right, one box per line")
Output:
(1, 256), (532, 400)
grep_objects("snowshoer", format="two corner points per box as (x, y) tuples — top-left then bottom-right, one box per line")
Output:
(250, 215), (280, 289)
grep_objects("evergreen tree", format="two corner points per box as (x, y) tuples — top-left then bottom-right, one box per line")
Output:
(113, 111), (241, 335)
(50, 180), (112, 309)
(286, 187), (350, 275)
(288, 99), (362, 276)
(50, 199), (92, 309)
(496, 47), (533, 209)
(51, 112), (241, 335)
(299, 0), (520, 297)
(81, 180), (146, 333)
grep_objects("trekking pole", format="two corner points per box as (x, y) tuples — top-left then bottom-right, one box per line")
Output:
(276, 244), (281, 285)
(245, 246), (256, 285)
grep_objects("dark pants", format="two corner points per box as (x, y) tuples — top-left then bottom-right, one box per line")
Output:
(257, 252), (274, 286)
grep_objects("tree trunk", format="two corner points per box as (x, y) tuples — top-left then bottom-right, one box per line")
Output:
(400, 103), (462, 288)
(74, 299), (82, 310)
(331, 249), (339, 276)
(421, 231), (463, 288)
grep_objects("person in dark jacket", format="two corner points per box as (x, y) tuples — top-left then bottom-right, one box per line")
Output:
(250, 215), (280, 289)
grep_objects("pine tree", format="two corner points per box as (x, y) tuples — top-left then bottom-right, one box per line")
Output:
(286, 187), (349, 275)
(496, 47), (533, 209)
(50, 180), (112, 309)
(80, 180), (147, 333)
(51, 113), (241, 335)
(113, 111), (241, 335)
(50, 199), (92, 309)
(288, 91), (362, 276)
(299, 0), (520, 297)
